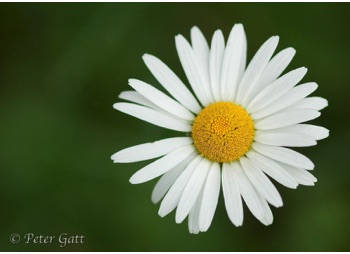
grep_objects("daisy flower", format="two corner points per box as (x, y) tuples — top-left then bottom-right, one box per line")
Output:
(111, 24), (329, 234)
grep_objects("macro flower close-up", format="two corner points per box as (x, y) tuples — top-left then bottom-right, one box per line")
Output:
(3, 3), (350, 251)
(111, 23), (329, 234)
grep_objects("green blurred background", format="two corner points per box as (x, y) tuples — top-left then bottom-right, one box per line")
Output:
(0, 3), (349, 251)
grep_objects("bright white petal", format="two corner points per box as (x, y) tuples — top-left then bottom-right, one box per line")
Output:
(114, 102), (192, 132)
(257, 193), (274, 226)
(278, 163), (317, 186)
(151, 168), (184, 205)
(175, 34), (213, 106)
(252, 143), (314, 170)
(255, 47), (296, 92)
(119, 90), (162, 111)
(254, 131), (317, 147)
(209, 29), (225, 101)
(119, 91), (180, 119)
(236, 160), (274, 225)
(142, 54), (201, 114)
(220, 24), (246, 101)
(129, 145), (195, 184)
(191, 27), (210, 68)
(234, 162), (265, 222)
(240, 157), (283, 208)
(247, 67), (307, 113)
(111, 137), (192, 163)
(269, 124), (329, 140)
(151, 154), (196, 204)
(199, 162), (221, 232)
(118, 91), (182, 120)
(158, 155), (202, 217)
(222, 163), (244, 226)
(236, 36), (279, 106)
(251, 82), (318, 119)
(246, 150), (298, 189)
(254, 109), (321, 130)
(191, 26), (211, 103)
(188, 188), (203, 234)
(176, 158), (211, 223)
(128, 79), (194, 121)
(287, 96), (328, 111)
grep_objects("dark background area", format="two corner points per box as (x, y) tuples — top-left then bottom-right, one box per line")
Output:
(0, 3), (349, 251)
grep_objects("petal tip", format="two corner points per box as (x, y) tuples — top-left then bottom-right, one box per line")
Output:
(263, 221), (273, 226)
(232, 221), (243, 227)
(214, 29), (223, 36)
(231, 23), (244, 33)
(275, 202), (283, 208)
(191, 26), (200, 32)
(127, 78), (137, 85)
(175, 209), (187, 224)
(273, 35), (280, 42)
(158, 209), (166, 218)
(151, 197), (158, 204)
(301, 67), (308, 73)
(113, 103), (120, 110)
(287, 47), (296, 54)
(323, 98), (329, 108)
(129, 175), (140, 184)
(142, 53), (151, 59)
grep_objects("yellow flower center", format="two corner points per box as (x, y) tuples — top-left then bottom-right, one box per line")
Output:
(191, 102), (255, 163)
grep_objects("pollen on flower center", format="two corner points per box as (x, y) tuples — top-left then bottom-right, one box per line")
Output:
(191, 102), (255, 163)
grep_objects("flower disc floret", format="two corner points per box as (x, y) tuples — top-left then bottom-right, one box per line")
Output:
(192, 102), (255, 163)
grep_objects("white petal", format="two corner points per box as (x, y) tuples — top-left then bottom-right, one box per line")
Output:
(251, 82), (318, 119)
(191, 26), (211, 102)
(254, 109), (321, 130)
(252, 143), (314, 170)
(128, 79), (195, 121)
(254, 131), (317, 147)
(257, 193), (274, 226)
(175, 34), (213, 106)
(270, 124), (329, 140)
(246, 150), (298, 189)
(191, 27), (209, 64)
(114, 102), (192, 132)
(199, 162), (221, 232)
(158, 155), (202, 217)
(119, 91), (184, 120)
(176, 158), (211, 223)
(209, 30), (225, 102)
(222, 163), (244, 226)
(234, 162), (265, 222)
(236, 36), (279, 106)
(220, 24), (246, 101)
(151, 168), (183, 205)
(279, 163), (317, 186)
(240, 157), (283, 208)
(247, 67), (307, 113)
(151, 153), (196, 204)
(129, 145), (195, 184)
(287, 96), (328, 111)
(255, 47), (296, 92)
(236, 160), (274, 225)
(188, 188), (203, 234)
(118, 90), (161, 110)
(142, 54), (201, 114)
(111, 137), (192, 163)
